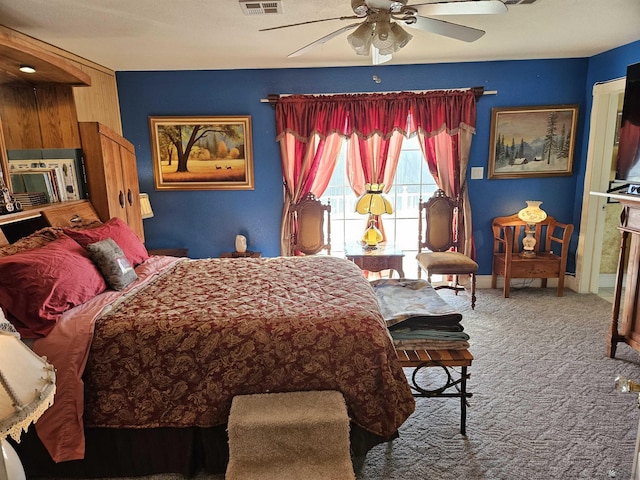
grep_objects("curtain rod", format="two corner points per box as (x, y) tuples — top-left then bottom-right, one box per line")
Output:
(260, 87), (497, 105)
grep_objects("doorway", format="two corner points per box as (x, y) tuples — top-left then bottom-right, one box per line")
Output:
(576, 77), (626, 294)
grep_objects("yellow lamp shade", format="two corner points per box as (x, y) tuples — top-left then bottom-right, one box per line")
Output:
(355, 183), (393, 215)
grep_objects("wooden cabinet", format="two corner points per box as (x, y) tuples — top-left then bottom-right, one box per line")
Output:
(608, 197), (640, 357)
(79, 122), (143, 240)
(0, 26), (140, 241)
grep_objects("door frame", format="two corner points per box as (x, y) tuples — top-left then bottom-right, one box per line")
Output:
(576, 77), (626, 293)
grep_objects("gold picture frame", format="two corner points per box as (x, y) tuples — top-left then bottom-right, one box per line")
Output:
(149, 115), (254, 190)
(488, 105), (578, 179)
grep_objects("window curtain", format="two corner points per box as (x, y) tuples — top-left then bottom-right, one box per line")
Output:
(344, 93), (413, 240)
(276, 96), (349, 255)
(275, 90), (478, 256)
(414, 90), (477, 257)
(346, 132), (405, 240)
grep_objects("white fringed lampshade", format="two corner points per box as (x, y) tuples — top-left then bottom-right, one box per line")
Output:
(0, 328), (56, 443)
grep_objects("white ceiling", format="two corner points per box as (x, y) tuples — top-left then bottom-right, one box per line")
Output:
(0, 0), (639, 72)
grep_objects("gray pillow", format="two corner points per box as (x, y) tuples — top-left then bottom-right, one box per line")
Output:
(87, 238), (138, 291)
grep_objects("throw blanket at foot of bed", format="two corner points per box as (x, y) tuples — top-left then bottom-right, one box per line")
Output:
(371, 278), (469, 350)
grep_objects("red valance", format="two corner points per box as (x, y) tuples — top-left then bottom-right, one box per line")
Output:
(275, 90), (477, 141)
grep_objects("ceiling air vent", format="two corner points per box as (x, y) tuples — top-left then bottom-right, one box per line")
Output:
(502, 0), (538, 4)
(239, 0), (283, 15)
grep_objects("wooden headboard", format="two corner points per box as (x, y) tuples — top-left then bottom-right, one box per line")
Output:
(0, 200), (100, 245)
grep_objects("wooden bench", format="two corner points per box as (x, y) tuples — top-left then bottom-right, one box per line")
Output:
(395, 348), (473, 435)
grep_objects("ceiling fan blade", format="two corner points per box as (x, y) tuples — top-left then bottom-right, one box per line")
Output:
(404, 15), (485, 42)
(412, 1), (507, 16)
(260, 16), (359, 32)
(288, 23), (362, 58)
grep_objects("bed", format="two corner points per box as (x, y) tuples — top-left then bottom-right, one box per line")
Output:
(0, 205), (415, 477)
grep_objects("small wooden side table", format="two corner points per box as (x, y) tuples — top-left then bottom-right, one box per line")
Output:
(220, 251), (262, 258)
(148, 248), (189, 258)
(345, 243), (405, 278)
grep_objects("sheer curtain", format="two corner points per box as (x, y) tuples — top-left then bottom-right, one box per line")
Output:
(275, 90), (478, 256)
(344, 93), (414, 240)
(276, 96), (349, 255)
(414, 90), (478, 257)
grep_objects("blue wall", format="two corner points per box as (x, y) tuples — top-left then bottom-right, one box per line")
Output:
(117, 42), (640, 274)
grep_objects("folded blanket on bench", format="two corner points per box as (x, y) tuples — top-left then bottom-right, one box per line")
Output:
(371, 278), (468, 350)
(370, 278), (463, 329)
(392, 338), (470, 350)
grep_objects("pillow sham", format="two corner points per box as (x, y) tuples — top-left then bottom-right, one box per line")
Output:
(87, 238), (138, 290)
(0, 227), (63, 257)
(63, 217), (149, 266)
(0, 235), (107, 338)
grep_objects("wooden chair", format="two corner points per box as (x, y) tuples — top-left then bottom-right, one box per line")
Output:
(416, 189), (478, 309)
(491, 213), (574, 298)
(290, 192), (331, 255)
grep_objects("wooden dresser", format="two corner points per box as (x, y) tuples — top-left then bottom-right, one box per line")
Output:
(608, 196), (640, 357)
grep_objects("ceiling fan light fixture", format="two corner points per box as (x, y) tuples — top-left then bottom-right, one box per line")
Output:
(390, 23), (412, 49)
(347, 22), (374, 55)
(351, 0), (368, 17)
(389, 0), (408, 13)
(372, 21), (396, 55)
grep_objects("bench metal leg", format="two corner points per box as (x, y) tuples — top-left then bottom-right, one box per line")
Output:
(405, 362), (472, 435)
(461, 366), (468, 435)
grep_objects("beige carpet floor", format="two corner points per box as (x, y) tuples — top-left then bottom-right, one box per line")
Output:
(43, 286), (640, 479)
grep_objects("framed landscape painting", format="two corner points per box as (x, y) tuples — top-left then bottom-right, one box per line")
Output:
(488, 105), (579, 179)
(149, 116), (254, 190)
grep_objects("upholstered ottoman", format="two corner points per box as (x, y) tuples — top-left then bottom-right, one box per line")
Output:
(226, 390), (355, 480)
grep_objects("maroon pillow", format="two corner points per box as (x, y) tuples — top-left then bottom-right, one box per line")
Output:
(63, 217), (149, 266)
(0, 235), (107, 338)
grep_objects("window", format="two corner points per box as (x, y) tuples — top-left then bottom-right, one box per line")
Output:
(320, 136), (438, 276)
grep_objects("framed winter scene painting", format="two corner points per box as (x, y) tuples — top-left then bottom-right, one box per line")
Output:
(487, 105), (578, 179)
(149, 115), (254, 190)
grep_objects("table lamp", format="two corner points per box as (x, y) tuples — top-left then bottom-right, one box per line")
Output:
(139, 193), (154, 219)
(0, 320), (56, 480)
(517, 200), (547, 258)
(355, 183), (393, 249)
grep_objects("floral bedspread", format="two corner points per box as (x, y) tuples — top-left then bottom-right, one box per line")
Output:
(83, 256), (415, 439)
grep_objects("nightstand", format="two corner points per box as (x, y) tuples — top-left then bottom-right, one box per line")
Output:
(345, 243), (405, 278)
(219, 251), (262, 258)
(148, 248), (189, 258)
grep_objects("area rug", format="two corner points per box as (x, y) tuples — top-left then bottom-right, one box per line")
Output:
(39, 287), (640, 480)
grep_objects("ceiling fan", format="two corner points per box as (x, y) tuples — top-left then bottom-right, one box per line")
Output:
(260, 0), (508, 64)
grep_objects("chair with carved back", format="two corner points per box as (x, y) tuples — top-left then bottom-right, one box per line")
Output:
(416, 189), (478, 309)
(491, 213), (573, 298)
(290, 192), (331, 255)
